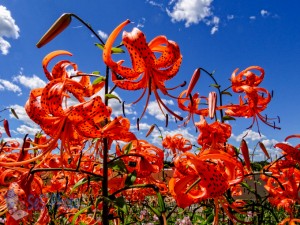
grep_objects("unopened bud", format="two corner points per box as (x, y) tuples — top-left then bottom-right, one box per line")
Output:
(36, 13), (72, 48)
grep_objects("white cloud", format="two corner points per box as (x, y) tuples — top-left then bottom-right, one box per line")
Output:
(249, 16), (256, 20)
(13, 74), (46, 89)
(0, 79), (22, 94)
(0, 5), (20, 55)
(146, 0), (164, 9)
(261, 138), (278, 149)
(227, 15), (234, 20)
(8, 104), (41, 136)
(147, 99), (180, 121)
(260, 9), (270, 17)
(9, 104), (34, 125)
(167, 0), (217, 27)
(17, 124), (41, 135)
(137, 17), (146, 28)
(232, 130), (265, 142)
(210, 16), (219, 34)
(97, 30), (108, 40)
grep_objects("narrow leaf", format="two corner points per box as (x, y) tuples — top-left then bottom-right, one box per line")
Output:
(71, 176), (102, 193)
(124, 142), (132, 154)
(95, 43), (125, 53)
(125, 171), (137, 186)
(210, 84), (220, 88)
(108, 159), (127, 173)
(10, 108), (19, 119)
(71, 206), (91, 225)
(157, 192), (166, 213)
(114, 196), (128, 214)
(105, 94), (121, 103)
(221, 91), (232, 96)
(222, 115), (236, 121)
(92, 76), (105, 85)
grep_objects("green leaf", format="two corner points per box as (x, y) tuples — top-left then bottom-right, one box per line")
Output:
(71, 176), (102, 193)
(222, 115), (236, 121)
(148, 204), (161, 217)
(95, 43), (104, 50)
(157, 192), (166, 213)
(92, 71), (100, 75)
(125, 171), (137, 186)
(95, 43), (125, 54)
(111, 47), (125, 54)
(221, 91), (232, 96)
(92, 76), (106, 85)
(10, 108), (19, 119)
(210, 84), (220, 89)
(71, 206), (91, 225)
(124, 142), (132, 154)
(108, 159), (127, 173)
(105, 94), (121, 103)
(206, 214), (214, 223)
(114, 196), (128, 214)
(240, 181), (252, 190)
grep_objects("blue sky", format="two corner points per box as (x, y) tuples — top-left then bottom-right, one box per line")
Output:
(0, 0), (299, 161)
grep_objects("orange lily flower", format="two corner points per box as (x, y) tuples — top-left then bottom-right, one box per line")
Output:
(103, 20), (183, 120)
(223, 66), (280, 130)
(231, 66), (265, 92)
(195, 116), (231, 150)
(169, 151), (244, 223)
(162, 134), (192, 156)
(25, 51), (136, 156)
(117, 140), (164, 178)
(177, 90), (208, 126)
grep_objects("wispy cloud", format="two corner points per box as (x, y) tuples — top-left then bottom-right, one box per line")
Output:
(147, 99), (180, 121)
(260, 9), (270, 17)
(146, 0), (164, 10)
(13, 74), (46, 89)
(231, 130), (281, 161)
(249, 16), (256, 20)
(227, 15), (234, 20)
(0, 78), (22, 95)
(8, 104), (41, 136)
(232, 130), (265, 142)
(137, 17), (146, 28)
(0, 5), (20, 55)
(97, 30), (108, 40)
(166, 0), (220, 34)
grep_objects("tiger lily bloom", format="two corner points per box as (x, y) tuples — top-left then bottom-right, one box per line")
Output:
(116, 140), (163, 178)
(231, 66), (265, 92)
(196, 116), (232, 150)
(169, 151), (244, 223)
(103, 20), (183, 120)
(178, 90), (208, 126)
(162, 134), (192, 156)
(224, 66), (280, 130)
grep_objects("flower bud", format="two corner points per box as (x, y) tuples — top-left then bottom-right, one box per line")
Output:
(36, 13), (72, 48)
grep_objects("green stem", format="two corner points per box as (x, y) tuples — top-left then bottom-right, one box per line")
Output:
(71, 14), (105, 45)
(102, 66), (110, 225)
